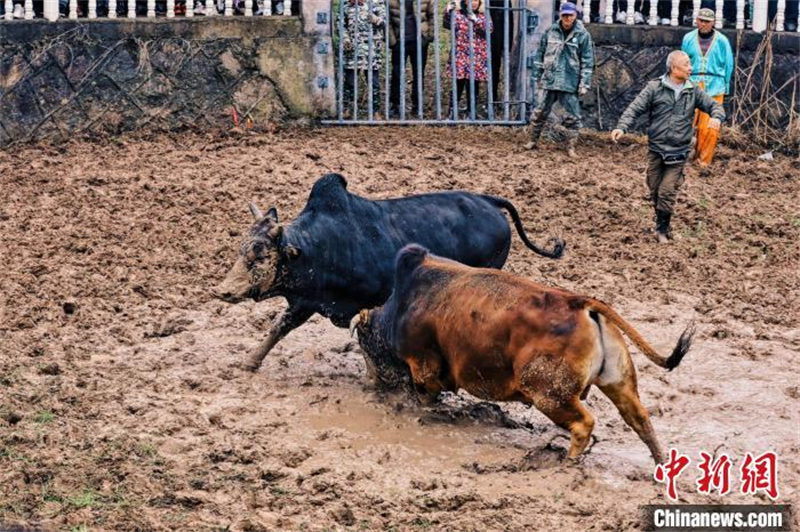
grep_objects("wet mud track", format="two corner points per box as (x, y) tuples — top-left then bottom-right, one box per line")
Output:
(1, 127), (798, 531)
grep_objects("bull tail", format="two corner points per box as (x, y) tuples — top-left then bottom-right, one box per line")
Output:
(481, 195), (565, 259)
(587, 298), (695, 370)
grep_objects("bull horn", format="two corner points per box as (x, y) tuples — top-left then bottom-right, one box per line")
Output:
(249, 202), (264, 221)
(349, 310), (370, 337)
(349, 313), (362, 338)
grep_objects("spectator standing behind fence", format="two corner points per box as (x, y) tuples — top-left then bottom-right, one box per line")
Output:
(444, 0), (492, 118)
(388, 0), (434, 117)
(487, 0), (513, 106)
(526, 1), (594, 157)
(611, 51), (724, 244)
(342, 0), (386, 117)
(681, 7), (733, 167)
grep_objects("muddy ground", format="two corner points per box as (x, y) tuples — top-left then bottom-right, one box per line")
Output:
(1, 127), (798, 532)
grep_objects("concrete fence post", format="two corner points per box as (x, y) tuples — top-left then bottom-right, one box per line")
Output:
(303, 0), (336, 116)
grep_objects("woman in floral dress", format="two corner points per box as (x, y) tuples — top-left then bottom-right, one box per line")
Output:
(443, 0), (491, 117)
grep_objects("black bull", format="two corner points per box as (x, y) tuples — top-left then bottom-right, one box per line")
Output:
(213, 173), (564, 371)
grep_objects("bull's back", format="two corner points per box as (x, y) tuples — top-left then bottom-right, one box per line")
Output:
(377, 192), (512, 269)
(399, 263), (589, 397)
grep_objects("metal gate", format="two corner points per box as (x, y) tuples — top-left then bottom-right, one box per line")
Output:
(322, 0), (535, 125)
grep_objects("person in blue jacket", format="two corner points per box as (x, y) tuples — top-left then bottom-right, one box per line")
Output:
(681, 8), (733, 166)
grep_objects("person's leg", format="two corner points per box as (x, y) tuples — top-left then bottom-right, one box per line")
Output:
(390, 45), (402, 116)
(343, 68), (356, 116)
(370, 69), (381, 115)
(560, 91), (584, 157)
(645, 150), (664, 235)
(655, 161), (687, 242)
(409, 40), (429, 115)
(694, 94), (724, 165)
(525, 89), (556, 149)
(450, 79), (468, 119)
(489, 7), (506, 102)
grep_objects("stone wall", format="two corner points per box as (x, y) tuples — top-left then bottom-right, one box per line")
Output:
(579, 25), (800, 133)
(0, 16), (334, 144)
(1, 15), (797, 145)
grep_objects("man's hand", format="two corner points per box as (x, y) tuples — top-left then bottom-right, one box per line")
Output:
(708, 118), (721, 130)
(611, 129), (624, 143)
(370, 13), (382, 25)
(578, 86), (588, 96)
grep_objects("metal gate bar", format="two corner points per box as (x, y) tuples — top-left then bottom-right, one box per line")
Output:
(323, 0), (528, 125)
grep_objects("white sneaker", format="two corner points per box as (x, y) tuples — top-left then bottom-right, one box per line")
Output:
(12, 3), (24, 17)
(193, 2), (205, 14)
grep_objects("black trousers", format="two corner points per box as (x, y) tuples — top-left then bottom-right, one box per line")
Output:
(488, 0), (514, 102)
(390, 40), (430, 114)
(452, 79), (487, 113)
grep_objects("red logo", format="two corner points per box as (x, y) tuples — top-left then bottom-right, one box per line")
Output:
(653, 449), (780, 501)
(696, 452), (732, 496)
(654, 448), (691, 501)
(740, 451), (779, 499)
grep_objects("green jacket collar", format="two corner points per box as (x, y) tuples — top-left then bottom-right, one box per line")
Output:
(660, 74), (694, 92)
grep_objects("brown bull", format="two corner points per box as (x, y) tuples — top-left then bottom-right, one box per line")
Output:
(351, 245), (695, 464)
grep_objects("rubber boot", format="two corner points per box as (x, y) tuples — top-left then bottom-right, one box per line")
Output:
(525, 113), (546, 150)
(566, 130), (578, 158)
(655, 210), (672, 243)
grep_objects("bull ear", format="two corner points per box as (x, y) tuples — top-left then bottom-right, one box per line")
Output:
(268, 225), (283, 241)
(249, 202), (264, 221)
(266, 207), (278, 223)
(284, 245), (301, 259)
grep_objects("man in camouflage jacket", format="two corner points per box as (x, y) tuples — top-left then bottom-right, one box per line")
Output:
(342, 0), (387, 115)
(612, 50), (725, 243)
(526, 1), (594, 156)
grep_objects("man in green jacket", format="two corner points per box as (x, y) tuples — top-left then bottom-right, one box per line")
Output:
(526, 1), (594, 156)
(612, 50), (725, 244)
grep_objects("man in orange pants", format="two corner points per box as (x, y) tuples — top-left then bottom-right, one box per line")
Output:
(681, 8), (733, 166)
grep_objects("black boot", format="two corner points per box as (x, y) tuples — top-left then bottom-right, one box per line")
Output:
(655, 210), (672, 243)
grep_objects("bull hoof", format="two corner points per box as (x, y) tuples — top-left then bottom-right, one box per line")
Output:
(236, 359), (262, 372)
(524, 141), (538, 151)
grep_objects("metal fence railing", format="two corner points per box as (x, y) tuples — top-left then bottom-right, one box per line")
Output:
(0, 0), (293, 20)
(323, 0), (530, 125)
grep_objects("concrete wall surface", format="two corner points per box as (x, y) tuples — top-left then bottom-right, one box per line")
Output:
(0, 15), (796, 144)
(0, 17), (334, 144)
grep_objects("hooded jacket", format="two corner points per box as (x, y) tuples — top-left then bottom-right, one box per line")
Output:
(532, 19), (594, 93)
